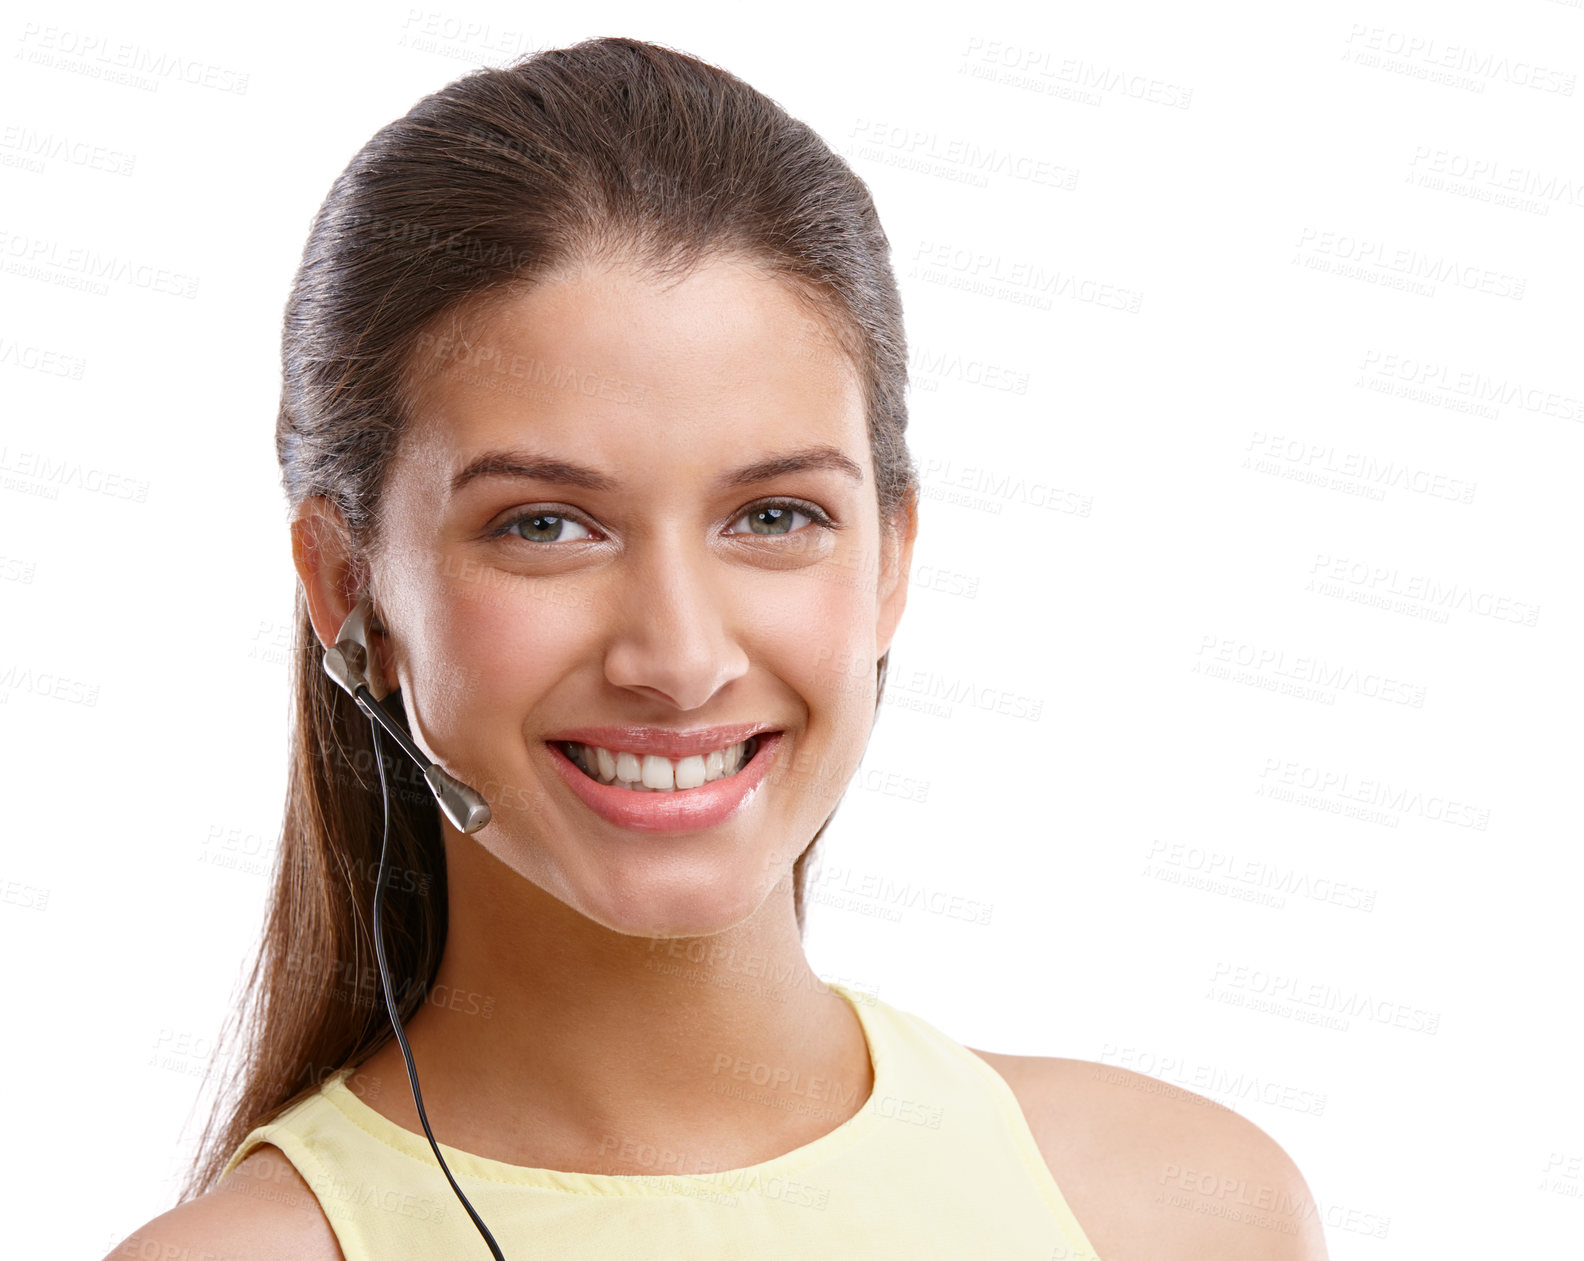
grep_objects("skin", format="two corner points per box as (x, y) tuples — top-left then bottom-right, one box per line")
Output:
(105, 255), (1326, 1261)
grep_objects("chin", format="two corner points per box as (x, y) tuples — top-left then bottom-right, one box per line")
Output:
(572, 870), (776, 940)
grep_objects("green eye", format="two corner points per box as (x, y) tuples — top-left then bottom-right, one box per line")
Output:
(496, 512), (595, 543)
(490, 498), (836, 546)
(730, 499), (833, 536)
(743, 505), (800, 535)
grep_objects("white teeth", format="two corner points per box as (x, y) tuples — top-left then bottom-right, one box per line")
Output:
(640, 755), (673, 790)
(675, 755), (707, 790)
(564, 738), (757, 792)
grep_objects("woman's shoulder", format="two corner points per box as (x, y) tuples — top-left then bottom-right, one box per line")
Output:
(965, 1047), (1329, 1261)
(100, 1144), (344, 1261)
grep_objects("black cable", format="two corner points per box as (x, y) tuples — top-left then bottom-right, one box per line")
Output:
(370, 717), (507, 1260)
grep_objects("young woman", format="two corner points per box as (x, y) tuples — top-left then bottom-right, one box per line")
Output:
(107, 36), (1325, 1261)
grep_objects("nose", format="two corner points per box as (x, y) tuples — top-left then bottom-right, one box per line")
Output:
(601, 536), (750, 710)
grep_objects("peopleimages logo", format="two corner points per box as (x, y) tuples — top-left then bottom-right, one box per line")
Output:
(1210, 961), (1441, 1034)
(1194, 632), (1428, 708)
(1100, 1044), (1330, 1117)
(848, 120), (1079, 191)
(911, 240), (1144, 313)
(0, 229), (199, 298)
(960, 37), (1195, 109)
(1357, 349), (1583, 422)
(1342, 24), (1576, 95)
(1307, 554), (1540, 627)
(1295, 227), (1525, 299)
(1242, 431), (1476, 504)
(1256, 756), (1490, 830)
(1145, 839), (1379, 913)
(16, 23), (251, 94)
(1407, 146), (1584, 211)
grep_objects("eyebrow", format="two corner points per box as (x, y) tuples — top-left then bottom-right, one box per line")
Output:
(448, 443), (865, 497)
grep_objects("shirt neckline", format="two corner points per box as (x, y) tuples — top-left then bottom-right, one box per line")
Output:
(320, 979), (887, 1197)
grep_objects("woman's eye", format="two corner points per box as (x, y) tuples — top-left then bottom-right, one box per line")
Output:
(497, 511), (595, 544)
(729, 501), (828, 537)
(491, 500), (833, 545)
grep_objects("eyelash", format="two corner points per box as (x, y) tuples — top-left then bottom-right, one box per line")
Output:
(488, 497), (838, 545)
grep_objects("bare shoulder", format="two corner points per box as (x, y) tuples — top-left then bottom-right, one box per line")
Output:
(967, 1048), (1329, 1261)
(100, 1144), (344, 1261)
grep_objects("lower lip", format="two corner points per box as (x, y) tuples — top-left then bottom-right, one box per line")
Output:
(546, 734), (783, 834)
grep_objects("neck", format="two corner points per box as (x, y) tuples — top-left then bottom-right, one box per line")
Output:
(349, 833), (873, 1176)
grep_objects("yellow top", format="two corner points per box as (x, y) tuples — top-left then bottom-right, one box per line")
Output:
(222, 981), (1102, 1260)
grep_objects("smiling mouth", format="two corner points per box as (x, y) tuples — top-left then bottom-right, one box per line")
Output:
(553, 736), (766, 792)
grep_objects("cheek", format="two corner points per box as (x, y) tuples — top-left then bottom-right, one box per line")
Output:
(408, 576), (591, 742)
(804, 552), (883, 678)
(764, 573), (880, 798)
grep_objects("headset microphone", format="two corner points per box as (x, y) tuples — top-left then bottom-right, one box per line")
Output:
(322, 592), (506, 1260)
(323, 594), (491, 834)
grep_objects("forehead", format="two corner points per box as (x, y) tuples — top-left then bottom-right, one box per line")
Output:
(397, 255), (868, 478)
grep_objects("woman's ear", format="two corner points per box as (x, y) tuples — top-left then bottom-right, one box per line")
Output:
(291, 498), (399, 695)
(874, 490), (919, 661)
(290, 496), (365, 653)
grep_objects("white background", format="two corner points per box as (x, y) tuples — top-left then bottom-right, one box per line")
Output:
(2, 1), (1580, 1257)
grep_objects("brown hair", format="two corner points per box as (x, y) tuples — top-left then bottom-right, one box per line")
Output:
(182, 35), (918, 1201)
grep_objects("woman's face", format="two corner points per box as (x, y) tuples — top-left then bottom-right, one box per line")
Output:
(369, 255), (914, 937)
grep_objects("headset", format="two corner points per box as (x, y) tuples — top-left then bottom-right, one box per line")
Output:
(322, 592), (506, 1260)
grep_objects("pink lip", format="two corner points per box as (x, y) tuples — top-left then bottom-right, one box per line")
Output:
(545, 722), (776, 759)
(547, 732), (783, 834)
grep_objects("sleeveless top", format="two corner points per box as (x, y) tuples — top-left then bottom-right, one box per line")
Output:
(221, 981), (1102, 1260)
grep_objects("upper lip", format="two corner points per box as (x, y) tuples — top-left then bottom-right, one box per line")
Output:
(546, 723), (780, 759)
